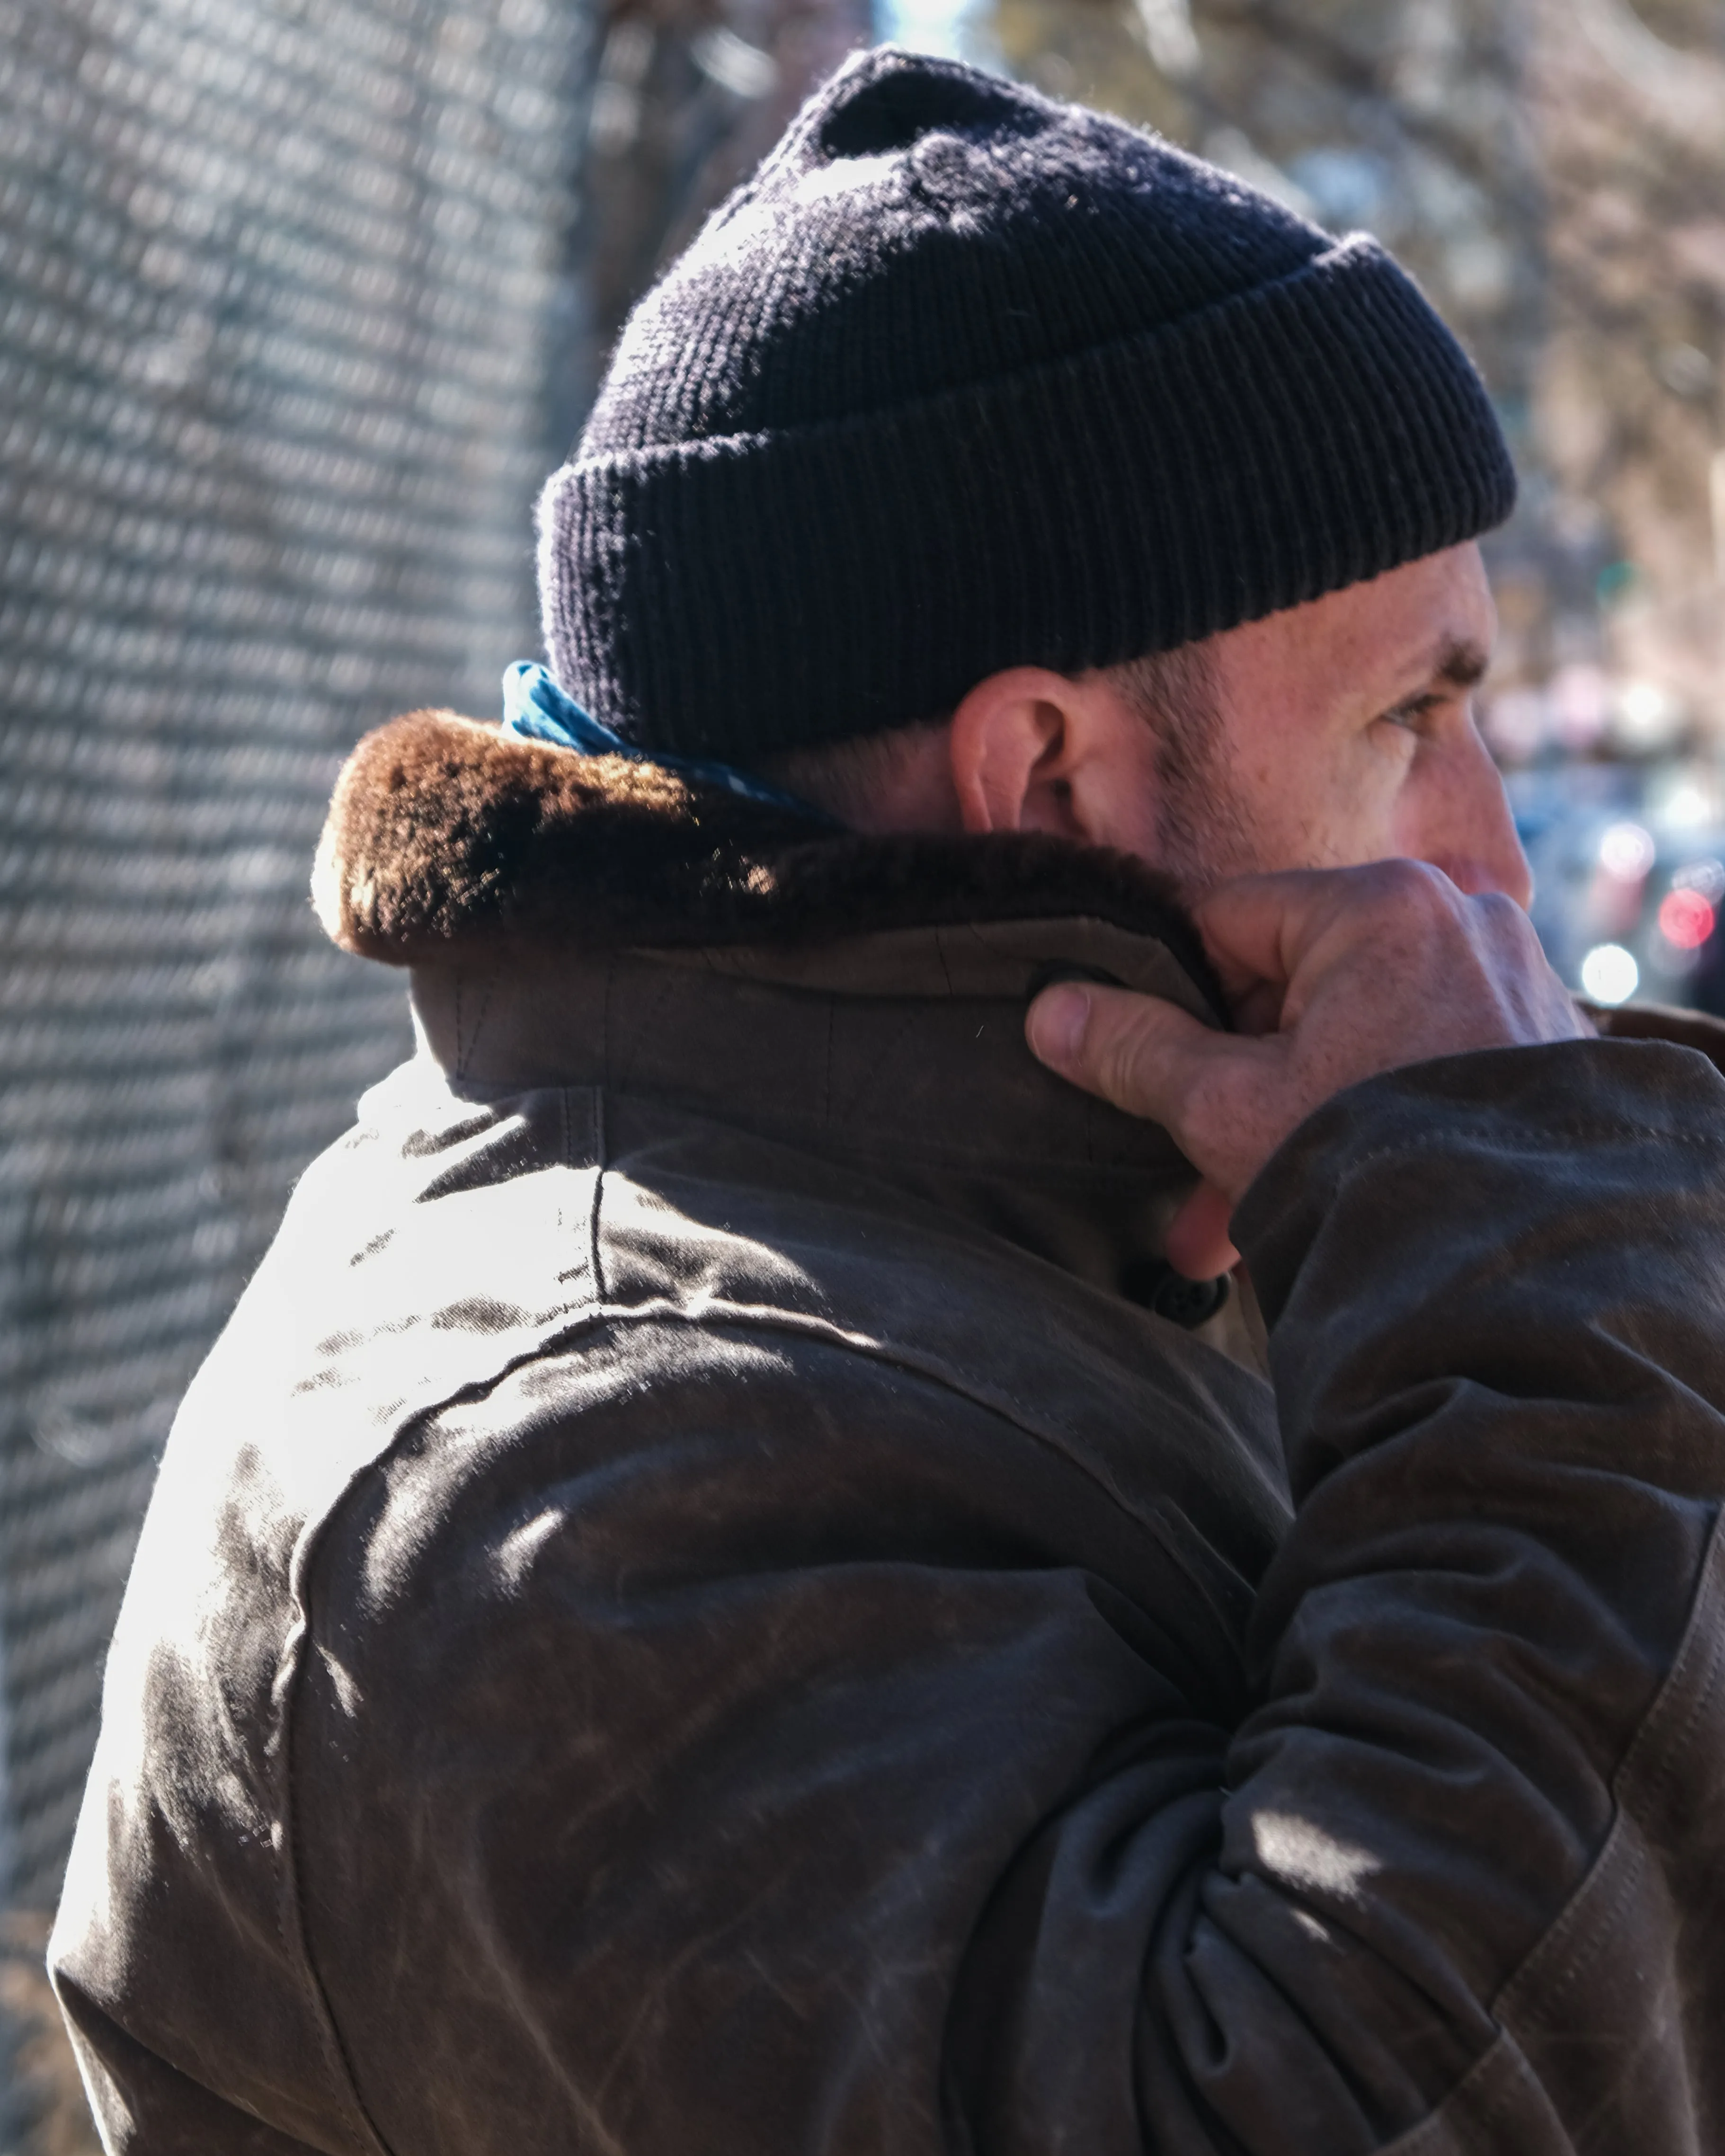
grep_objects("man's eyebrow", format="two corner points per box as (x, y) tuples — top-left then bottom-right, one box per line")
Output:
(1429, 639), (1491, 691)
(1376, 638), (1490, 719)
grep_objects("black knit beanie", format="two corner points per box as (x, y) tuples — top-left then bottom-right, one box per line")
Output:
(539, 45), (1516, 761)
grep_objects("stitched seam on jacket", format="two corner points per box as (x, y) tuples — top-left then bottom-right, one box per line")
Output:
(1376, 1513), (1725, 2152)
(284, 1294), (1249, 1706)
(1250, 1114), (1725, 1305)
(1488, 1505), (1725, 2031)
(273, 1541), (404, 2156)
(455, 973), (494, 1082)
(587, 1088), (608, 1304)
(1380, 2031), (1548, 2155)
(266, 1288), (1227, 2141)
(554, 1296), (1251, 1663)
(1273, 1524), (1725, 2154)
(1312, 1120), (1725, 1197)
(274, 1326), (642, 2156)
(261, 1100), (599, 2156)
(1619, 1514), (1725, 1814)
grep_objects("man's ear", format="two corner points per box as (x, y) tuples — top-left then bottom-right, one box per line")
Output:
(948, 667), (1097, 838)
(950, 666), (1158, 844)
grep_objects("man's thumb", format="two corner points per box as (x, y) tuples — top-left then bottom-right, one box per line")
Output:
(1025, 982), (1213, 1121)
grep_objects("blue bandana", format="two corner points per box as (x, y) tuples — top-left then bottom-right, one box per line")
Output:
(499, 663), (828, 821)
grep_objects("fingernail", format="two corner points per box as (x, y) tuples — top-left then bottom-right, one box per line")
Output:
(1027, 983), (1089, 1065)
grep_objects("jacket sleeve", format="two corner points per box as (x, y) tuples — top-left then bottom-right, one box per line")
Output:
(294, 1038), (1725, 2156)
(956, 1036), (1725, 2156)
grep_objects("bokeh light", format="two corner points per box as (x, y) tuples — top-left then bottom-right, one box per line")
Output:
(1580, 943), (1641, 1004)
(1598, 822), (1656, 882)
(1658, 888), (1716, 951)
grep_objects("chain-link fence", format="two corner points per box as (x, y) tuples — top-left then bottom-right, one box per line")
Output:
(0, 0), (596, 2136)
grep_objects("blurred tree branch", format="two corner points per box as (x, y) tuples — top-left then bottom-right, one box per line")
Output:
(549, 0), (872, 453)
(990, 0), (1725, 727)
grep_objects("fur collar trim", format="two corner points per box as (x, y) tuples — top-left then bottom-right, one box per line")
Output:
(314, 708), (1220, 1001)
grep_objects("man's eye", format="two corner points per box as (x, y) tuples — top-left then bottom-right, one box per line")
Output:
(1379, 695), (1439, 734)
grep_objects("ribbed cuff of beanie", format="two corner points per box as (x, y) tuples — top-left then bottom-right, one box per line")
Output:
(540, 235), (1515, 761)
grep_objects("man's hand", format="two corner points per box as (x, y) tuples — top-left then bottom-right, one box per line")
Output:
(1027, 861), (1587, 1278)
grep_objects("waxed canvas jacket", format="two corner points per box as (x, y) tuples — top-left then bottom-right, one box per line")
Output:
(49, 708), (1725, 2154)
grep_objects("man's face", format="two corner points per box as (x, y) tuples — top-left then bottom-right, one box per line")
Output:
(1113, 542), (1531, 909)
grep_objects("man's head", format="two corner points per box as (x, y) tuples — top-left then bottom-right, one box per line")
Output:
(537, 46), (1521, 900)
(764, 538), (1529, 908)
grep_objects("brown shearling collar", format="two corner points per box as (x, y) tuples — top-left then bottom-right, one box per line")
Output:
(311, 707), (1265, 1355)
(311, 707), (1223, 1013)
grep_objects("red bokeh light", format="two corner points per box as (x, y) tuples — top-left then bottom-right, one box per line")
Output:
(1659, 888), (1716, 951)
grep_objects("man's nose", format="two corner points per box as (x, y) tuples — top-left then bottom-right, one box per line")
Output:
(1416, 728), (1535, 911)
(1439, 821), (1534, 909)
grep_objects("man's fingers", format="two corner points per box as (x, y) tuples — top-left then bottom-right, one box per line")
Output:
(1029, 984), (1275, 1197)
(1185, 871), (1333, 1002)
(1025, 982), (1216, 1122)
(1165, 1179), (1239, 1282)
(1191, 860), (1462, 1010)
(1029, 863), (1586, 1207)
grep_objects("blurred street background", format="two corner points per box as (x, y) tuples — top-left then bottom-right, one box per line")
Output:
(2, 0), (1723, 2144)
(913, 0), (1725, 1016)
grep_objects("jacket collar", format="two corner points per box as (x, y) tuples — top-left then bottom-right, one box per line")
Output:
(315, 708), (1240, 1320)
(312, 707), (1224, 1000)
(317, 710), (1725, 1334)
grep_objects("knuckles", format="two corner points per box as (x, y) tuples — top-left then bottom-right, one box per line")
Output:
(1348, 863), (1549, 983)
(1048, 860), (1582, 1177)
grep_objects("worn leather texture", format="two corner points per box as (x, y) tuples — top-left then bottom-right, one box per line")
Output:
(49, 717), (1725, 2154)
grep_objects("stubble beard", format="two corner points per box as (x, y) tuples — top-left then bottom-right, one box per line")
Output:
(1113, 646), (1261, 914)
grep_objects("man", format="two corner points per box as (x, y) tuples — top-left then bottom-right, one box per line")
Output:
(52, 46), (1725, 2156)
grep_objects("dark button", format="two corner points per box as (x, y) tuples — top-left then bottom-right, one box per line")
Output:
(1120, 1258), (1231, 1330)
